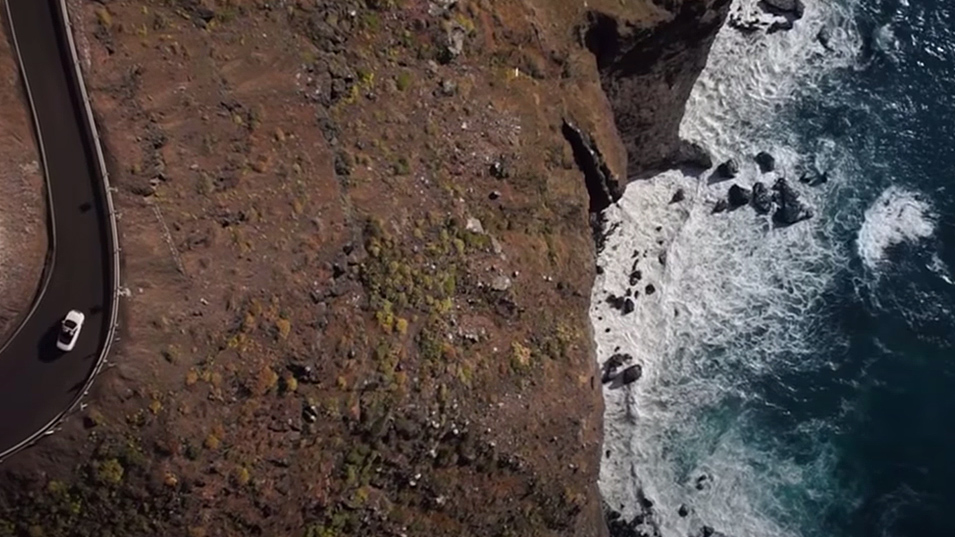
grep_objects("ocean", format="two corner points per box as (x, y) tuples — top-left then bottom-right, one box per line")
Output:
(592, 1), (955, 536)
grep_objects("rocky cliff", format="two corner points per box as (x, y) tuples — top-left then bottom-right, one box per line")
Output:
(586, 0), (731, 185)
(0, 1), (728, 536)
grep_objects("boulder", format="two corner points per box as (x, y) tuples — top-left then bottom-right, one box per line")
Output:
(621, 364), (642, 385)
(678, 504), (689, 517)
(817, 26), (833, 50)
(669, 188), (686, 204)
(755, 151), (776, 173)
(727, 184), (751, 208)
(771, 177), (813, 226)
(696, 526), (729, 537)
(712, 199), (728, 214)
(716, 158), (740, 179)
(751, 181), (773, 214)
(489, 158), (509, 179)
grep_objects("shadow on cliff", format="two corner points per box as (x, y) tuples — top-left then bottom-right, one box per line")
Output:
(581, 0), (732, 182)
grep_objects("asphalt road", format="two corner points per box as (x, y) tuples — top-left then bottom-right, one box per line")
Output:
(0, 0), (111, 455)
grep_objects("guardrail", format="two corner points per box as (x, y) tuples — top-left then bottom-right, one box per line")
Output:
(0, 0), (121, 462)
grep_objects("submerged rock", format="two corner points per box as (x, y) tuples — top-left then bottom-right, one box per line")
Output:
(751, 181), (774, 214)
(755, 151), (776, 173)
(727, 184), (751, 208)
(669, 188), (686, 204)
(772, 177), (814, 226)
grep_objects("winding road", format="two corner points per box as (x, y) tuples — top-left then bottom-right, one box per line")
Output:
(0, 0), (115, 457)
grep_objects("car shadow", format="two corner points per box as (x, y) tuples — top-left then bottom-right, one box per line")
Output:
(38, 324), (67, 363)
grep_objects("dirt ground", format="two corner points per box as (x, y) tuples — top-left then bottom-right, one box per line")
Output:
(0, 3), (48, 347)
(0, 1), (716, 536)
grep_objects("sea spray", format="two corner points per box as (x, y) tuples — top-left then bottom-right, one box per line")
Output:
(593, 1), (865, 536)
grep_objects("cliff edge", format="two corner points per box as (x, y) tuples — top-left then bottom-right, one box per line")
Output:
(0, 1), (728, 536)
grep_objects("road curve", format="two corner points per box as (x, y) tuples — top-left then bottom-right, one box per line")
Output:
(0, 0), (114, 456)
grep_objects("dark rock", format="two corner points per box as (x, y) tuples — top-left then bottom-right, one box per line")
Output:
(562, 119), (622, 213)
(439, 79), (457, 96)
(602, 353), (633, 383)
(621, 364), (643, 385)
(669, 188), (686, 204)
(623, 298), (635, 314)
(645, 284), (656, 295)
(695, 474), (710, 490)
(301, 403), (319, 424)
(771, 177), (814, 226)
(755, 151), (776, 173)
(584, 0), (732, 182)
(673, 140), (713, 170)
(711, 199), (728, 214)
(751, 181), (774, 214)
(727, 184), (751, 208)
(728, 15), (763, 34)
(606, 294), (626, 312)
(195, 7), (216, 24)
(760, 0), (806, 19)
(678, 504), (689, 517)
(817, 26), (833, 50)
(716, 158), (739, 179)
(695, 526), (729, 537)
(658, 251), (667, 266)
(800, 169), (829, 186)
(489, 159), (509, 179)
(629, 270), (643, 286)
(768, 20), (795, 34)
(606, 353), (632, 370)
(489, 190), (501, 200)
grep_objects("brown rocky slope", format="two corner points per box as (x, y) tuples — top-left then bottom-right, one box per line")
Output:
(0, 1), (727, 536)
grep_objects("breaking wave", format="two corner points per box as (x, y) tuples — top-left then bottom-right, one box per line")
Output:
(857, 187), (936, 270)
(593, 1), (867, 536)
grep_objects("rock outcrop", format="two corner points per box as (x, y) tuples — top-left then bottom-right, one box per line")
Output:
(585, 0), (733, 181)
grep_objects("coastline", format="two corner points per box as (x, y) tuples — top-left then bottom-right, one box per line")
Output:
(591, 1), (865, 536)
(0, 1), (734, 535)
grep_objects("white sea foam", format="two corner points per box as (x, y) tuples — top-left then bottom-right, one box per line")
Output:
(594, 1), (863, 536)
(857, 187), (936, 270)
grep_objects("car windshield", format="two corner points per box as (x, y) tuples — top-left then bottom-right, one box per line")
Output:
(63, 319), (77, 332)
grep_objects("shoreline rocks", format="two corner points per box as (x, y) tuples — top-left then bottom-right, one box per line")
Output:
(772, 177), (814, 225)
(755, 151), (776, 173)
(716, 158), (739, 179)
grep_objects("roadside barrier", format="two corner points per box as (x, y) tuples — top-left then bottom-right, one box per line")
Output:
(0, 0), (121, 462)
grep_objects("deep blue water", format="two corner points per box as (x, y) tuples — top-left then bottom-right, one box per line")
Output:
(779, 1), (955, 535)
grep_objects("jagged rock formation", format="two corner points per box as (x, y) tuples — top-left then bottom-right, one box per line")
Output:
(584, 0), (733, 180)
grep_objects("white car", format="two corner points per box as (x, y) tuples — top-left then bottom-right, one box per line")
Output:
(56, 310), (85, 352)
